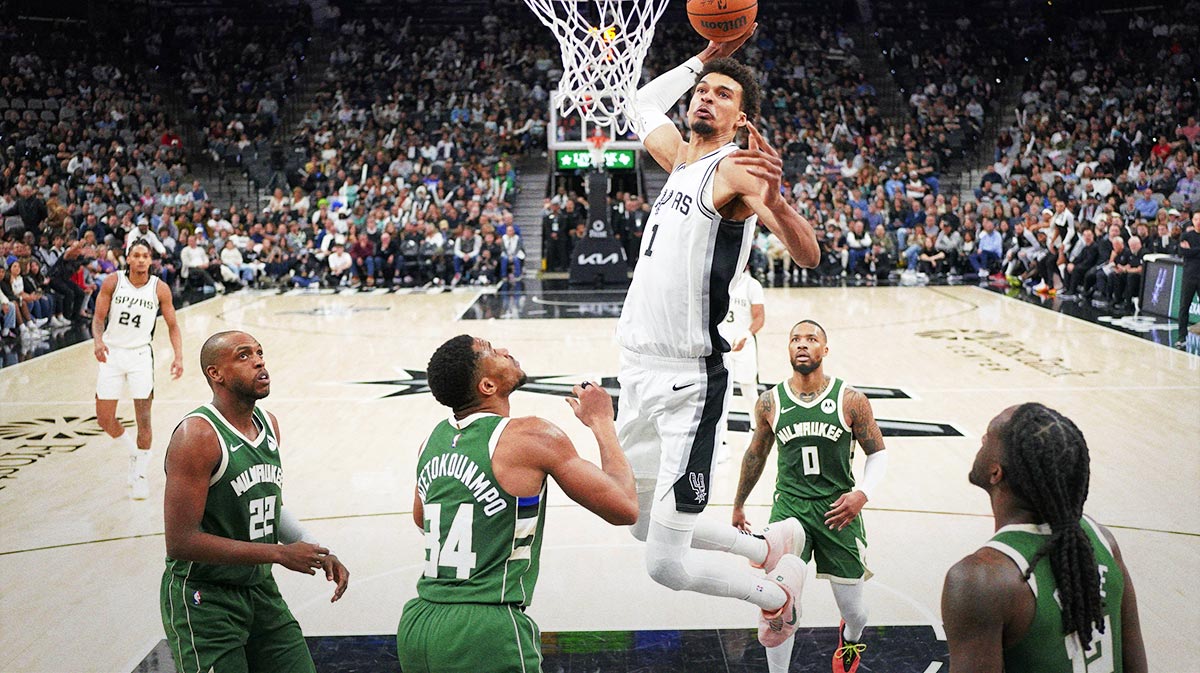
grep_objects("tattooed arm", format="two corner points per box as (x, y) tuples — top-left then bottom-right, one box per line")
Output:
(732, 390), (776, 532)
(824, 387), (889, 531)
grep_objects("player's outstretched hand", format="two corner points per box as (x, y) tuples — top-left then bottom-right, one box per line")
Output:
(277, 541), (329, 575)
(94, 340), (108, 363)
(700, 22), (758, 61)
(321, 553), (350, 602)
(730, 124), (784, 205)
(824, 491), (867, 531)
(731, 505), (752, 533)
(566, 381), (614, 430)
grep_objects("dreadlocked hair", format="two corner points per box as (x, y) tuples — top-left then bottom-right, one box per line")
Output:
(998, 402), (1105, 648)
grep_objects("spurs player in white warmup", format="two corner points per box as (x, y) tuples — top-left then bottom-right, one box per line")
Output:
(93, 240), (183, 499)
(718, 263), (765, 459)
(617, 27), (821, 648)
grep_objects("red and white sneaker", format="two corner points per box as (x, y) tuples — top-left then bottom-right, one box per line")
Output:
(757, 554), (807, 648)
(753, 517), (806, 572)
(832, 619), (867, 673)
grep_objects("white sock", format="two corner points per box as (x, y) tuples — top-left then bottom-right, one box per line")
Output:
(831, 582), (868, 642)
(692, 518), (768, 566)
(765, 634), (796, 673)
(645, 518), (786, 612)
(113, 430), (136, 451)
(130, 446), (151, 478)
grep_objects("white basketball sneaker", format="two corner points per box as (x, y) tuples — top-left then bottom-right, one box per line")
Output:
(754, 517), (806, 572)
(758, 554), (807, 648)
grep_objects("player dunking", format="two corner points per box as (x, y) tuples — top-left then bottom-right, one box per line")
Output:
(618, 28), (821, 648)
(732, 320), (888, 673)
(399, 335), (636, 673)
(93, 240), (183, 499)
(942, 403), (1147, 672)
(161, 331), (349, 673)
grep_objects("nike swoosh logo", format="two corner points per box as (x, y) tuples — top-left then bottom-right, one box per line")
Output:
(780, 406), (796, 414)
(672, 382), (697, 391)
(229, 443), (243, 453)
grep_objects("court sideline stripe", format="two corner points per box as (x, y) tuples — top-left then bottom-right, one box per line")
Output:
(3, 506), (1195, 557)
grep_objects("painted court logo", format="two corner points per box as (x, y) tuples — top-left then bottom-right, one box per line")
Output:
(0, 416), (134, 491)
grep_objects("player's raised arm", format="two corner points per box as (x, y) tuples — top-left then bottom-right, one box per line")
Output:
(506, 383), (637, 525)
(732, 389), (778, 532)
(632, 27), (758, 172)
(723, 124), (819, 267)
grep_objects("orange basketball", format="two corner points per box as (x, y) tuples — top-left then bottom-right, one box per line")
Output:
(687, 0), (757, 43)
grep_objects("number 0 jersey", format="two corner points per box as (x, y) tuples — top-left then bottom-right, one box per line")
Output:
(986, 515), (1125, 673)
(416, 413), (546, 607)
(104, 271), (160, 349)
(166, 404), (283, 586)
(770, 377), (856, 500)
(616, 144), (757, 359)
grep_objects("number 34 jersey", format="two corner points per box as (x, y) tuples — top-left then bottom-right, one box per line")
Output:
(415, 413), (546, 607)
(616, 144), (757, 359)
(165, 404), (283, 587)
(104, 271), (160, 349)
(770, 378), (857, 500)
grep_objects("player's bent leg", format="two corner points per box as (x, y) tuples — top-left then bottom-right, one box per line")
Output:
(244, 578), (315, 673)
(831, 583), (868, 642)
(94, 397), (124, 439)
(133, 395), (154, 450)
(690, 517), (767, 566)
(629, 484), (656, 542)
(643, 497), (787, 612)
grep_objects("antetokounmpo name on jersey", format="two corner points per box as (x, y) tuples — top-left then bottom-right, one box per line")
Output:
(112, 294), (158, 311)
(231, 463), (283, 496)
(417, 452), (508, 516)
(777, 421), (845, 445)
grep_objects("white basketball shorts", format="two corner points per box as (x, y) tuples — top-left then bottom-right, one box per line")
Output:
(616, 348), (732, 514)
(726, 339), (759, 386)
(96, 344), (154, 399)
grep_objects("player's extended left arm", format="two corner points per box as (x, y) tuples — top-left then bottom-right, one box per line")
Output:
(824, 388), (888, 531)
(157, 281), (184, 379)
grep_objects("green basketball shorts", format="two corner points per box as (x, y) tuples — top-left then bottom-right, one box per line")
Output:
(770, 492), (872, 583)
(398, 597), (542, 673)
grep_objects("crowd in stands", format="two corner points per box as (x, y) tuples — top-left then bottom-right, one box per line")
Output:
(3, 0), (1199, 360)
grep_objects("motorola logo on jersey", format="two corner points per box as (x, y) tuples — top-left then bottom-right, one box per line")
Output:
(821, 399), (836, 414)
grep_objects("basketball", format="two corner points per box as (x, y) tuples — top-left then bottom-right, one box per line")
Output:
(687, 0), (757, 43)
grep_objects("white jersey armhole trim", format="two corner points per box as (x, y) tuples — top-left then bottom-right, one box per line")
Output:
(770, 386), (781, 430)
(183, 412), (230, 488)
(836, 379), (853, 433)
(985, 539), (1038, 599)
(1081, 514), (1112, 557)
(488, 417), (511, 459)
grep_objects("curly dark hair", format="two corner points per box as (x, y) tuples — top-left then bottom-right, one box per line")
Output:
(699, 57), (762, 121)
(127, 239), (155, 258)
(998, 402), (1105, 649)
(427, 334), (480, 412)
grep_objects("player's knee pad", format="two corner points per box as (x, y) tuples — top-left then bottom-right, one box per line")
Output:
(644, 543), (691, 591)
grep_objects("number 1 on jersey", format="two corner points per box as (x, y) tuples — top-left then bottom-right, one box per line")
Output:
(423, 502), (478, 579)
(643, 224), (660, 257)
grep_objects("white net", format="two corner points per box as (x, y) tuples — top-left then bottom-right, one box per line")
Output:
(523, 0), (670, 135)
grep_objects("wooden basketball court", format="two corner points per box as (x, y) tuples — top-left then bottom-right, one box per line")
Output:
(1, 284), (1196, 672)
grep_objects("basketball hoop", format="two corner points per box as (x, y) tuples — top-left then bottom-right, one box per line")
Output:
(587, 131), (610, 170)
(523, 0), (670, 135)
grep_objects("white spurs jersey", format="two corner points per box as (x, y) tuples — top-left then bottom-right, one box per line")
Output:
(617, 144), (756, 359)
(104, 271), (161, 349)
(718, 271), (764, 342)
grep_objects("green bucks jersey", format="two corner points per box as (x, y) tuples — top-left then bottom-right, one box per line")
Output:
(416, 413), (546, 607)
(166, 404), (283, 586)
(771, 377), (855, 500)
(986, 515), (1125, 673)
